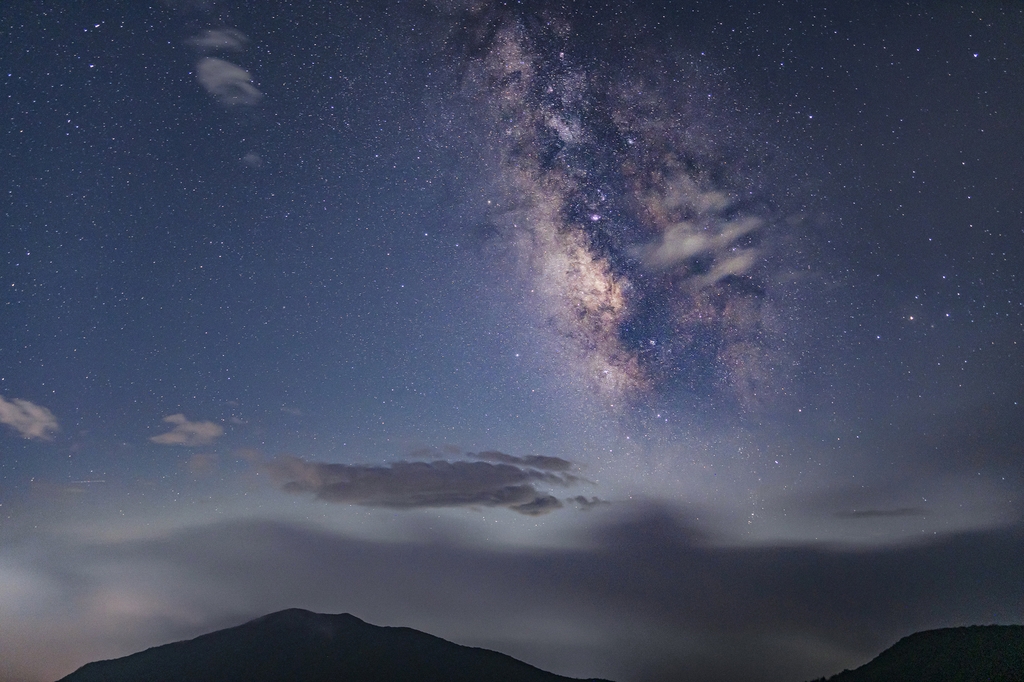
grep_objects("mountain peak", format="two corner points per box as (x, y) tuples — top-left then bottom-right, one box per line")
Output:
(58, 609), (614, 682)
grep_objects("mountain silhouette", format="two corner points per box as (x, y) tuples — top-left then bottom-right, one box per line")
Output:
(57, 608), (614, 682)
(809, 625), (1024, 682)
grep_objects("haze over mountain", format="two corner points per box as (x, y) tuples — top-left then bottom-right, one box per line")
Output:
(57, 608), (614, 682)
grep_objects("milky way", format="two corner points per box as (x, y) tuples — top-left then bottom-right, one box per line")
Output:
(443, 4), (797, 412)
(3, 3), (1022, 681)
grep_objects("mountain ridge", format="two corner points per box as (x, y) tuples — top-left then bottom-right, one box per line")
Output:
(57, 608), (614, 682)
(55, 611), (1024, 682)
(807, 624), (1024, 682)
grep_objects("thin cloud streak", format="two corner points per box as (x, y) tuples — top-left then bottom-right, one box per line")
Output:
(473, 450), (574, 472)
(186, 28), (248, 52)
(835, 508), (928, 519)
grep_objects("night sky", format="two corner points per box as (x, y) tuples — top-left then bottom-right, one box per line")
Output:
(2, 1), (1023, 681)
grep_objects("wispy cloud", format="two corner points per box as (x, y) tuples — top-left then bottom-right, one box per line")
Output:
(406, 446), (574, 472)
(195, 57), (262, 106)
(569, 495), (610, 509)
(241, 152), (263, 168)
(473, 450), (574, 472)
(158, 0), (217, 11)
(184, 27), (264, 166)
(186, 453), (218, 477)
(266, 451), (583, 515)
(185, 28), (248, 52)
(150, 414), (224, 446)
(0, 396), (59, 440)
(834, 507), (928, 519)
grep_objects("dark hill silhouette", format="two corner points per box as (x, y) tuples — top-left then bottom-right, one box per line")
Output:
(808, 625), (1024, 682)
(56, 608), (614, 682)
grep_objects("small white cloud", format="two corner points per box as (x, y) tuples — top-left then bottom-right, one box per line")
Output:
(241, 152), (263, 167)
(186, 28), (248, 52)
(150, 414), (224, 447)
(195, 57), (262, 106)
(0, 397), (59, 440)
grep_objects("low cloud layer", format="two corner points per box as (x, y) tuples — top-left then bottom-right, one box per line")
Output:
(266, 452), (583, 515)
(150, 414), (224, 446)
(0, 396), (59, 440)
(3, 507), (1021, 682)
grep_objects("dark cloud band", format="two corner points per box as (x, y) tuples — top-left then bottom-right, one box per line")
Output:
(266, 452), (584, 515)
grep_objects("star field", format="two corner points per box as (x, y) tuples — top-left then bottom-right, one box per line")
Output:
(1, 2), (1022, 681)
